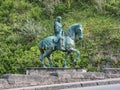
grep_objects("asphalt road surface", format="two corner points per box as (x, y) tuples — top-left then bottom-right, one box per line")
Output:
(61, 84), (120, 90)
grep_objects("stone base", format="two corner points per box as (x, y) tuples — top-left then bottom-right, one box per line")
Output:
(26, 67), (87, 75)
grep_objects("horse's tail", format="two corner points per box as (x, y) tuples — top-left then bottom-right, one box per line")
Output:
(38, 40), (44, 54)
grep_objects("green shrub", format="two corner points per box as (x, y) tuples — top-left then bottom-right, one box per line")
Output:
(54, 3), (70, 16)
(105, 1), (120, 16)
(0, 0), (120, 77)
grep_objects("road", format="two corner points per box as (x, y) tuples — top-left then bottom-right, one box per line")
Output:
(61, 84), (120, 90)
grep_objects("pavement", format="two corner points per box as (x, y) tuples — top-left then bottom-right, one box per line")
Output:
(61, 84), (120, 90)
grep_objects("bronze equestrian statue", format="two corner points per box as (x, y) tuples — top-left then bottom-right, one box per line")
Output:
(38, 16), (83, 68)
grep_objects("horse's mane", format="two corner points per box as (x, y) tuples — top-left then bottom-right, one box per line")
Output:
(65, 23), (81, 36)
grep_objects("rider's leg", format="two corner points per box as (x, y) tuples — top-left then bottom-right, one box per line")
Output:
(59, 37), (65, 50)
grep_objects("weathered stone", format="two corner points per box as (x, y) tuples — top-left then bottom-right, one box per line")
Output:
(57, 72), (71, 79)
(82, 72), (105, 80)
(72, 73), (84, 79)
(81, 82), (97, 87)
(103, 68), (120, 74)
(105, 74), (120, 78)
(2, 74), (44, 88)
(26, 68), (86, 76)
(0, 79), (9, 88)
(108, 80), (120, 84)
(97, 81), (109, 85)
(1, 68), (120, 89)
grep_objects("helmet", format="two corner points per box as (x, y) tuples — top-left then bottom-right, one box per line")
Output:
(56, 16), (62, 22)
(57, 16), (62, 20)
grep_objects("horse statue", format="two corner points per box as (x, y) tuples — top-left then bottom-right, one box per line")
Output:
(38, 23), (83, 68)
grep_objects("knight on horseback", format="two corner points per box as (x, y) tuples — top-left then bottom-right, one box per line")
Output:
(38, 17), (83, 67)
(54, 16), (65, 50)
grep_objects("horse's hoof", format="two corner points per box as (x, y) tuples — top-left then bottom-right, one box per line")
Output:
(50, 65), (53, 68)
(64, 66), (68, 68)
(42, 65), (47, 68)
(63, 64), (67, 68)
(73, 59), (77, 63)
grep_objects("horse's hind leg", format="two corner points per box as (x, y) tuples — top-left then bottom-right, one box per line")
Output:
(39, 45), (46, 67)
(41, 49), (53, 68)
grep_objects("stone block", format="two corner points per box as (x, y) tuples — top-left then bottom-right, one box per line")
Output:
(71, 73), (84, 79)
(81, 72), (105, 80)
(81, 82), (97, 87)
(2, 74), (43, 87)
(0, 79), (9, 89)
(105, 74), (120, 78)
(103, 68), (120, 74)
(97, 81), (109, 85)
(26, 68), (86, 76)
(108, 80), (120, 84)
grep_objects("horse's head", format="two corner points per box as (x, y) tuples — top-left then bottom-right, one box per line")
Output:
(75, 24), (83, 40)
(66, 23), (83, 40)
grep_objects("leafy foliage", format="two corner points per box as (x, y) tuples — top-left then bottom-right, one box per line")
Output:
(0, 0), (120, 77)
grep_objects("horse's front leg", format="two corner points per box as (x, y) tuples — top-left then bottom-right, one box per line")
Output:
(47, 55), (53, 68)
(40, 54), (46, 68)
(71, 48), (80, 63)
(63, 52), (70, 68)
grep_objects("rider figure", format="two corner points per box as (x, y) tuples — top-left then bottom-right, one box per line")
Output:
(54, 16), (65, 50)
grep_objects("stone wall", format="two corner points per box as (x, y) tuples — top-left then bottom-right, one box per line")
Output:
(0, 68), (120, 89)
(4, 78), (120, 90)
(103, 68), (120, 74)
(0, 79), (9, 89)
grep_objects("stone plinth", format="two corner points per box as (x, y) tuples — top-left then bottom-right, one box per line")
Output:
(26, 67), (87, 76)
